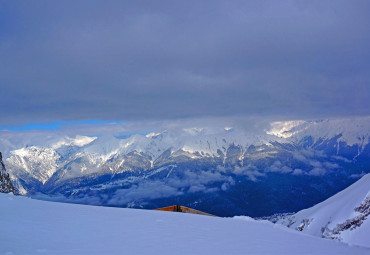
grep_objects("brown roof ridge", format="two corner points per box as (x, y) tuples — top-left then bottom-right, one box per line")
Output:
(155, 205), (217, 217)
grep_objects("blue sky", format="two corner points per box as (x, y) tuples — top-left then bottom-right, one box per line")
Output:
(0, 120), (122, 131)
(0, 0), (369, 126)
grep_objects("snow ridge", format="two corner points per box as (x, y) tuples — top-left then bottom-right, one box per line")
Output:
(276, 173), (370, 248)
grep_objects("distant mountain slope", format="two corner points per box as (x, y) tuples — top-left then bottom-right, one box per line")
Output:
(0, 193), (369, 255)
(276, 173), (370, 248)
(0, 152), (16, 194)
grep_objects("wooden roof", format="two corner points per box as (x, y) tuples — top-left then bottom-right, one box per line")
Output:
(155, 205), (217, 217)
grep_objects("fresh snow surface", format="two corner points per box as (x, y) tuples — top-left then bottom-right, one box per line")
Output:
(276, 173), (370, 248)
(1, 194), (369, 255)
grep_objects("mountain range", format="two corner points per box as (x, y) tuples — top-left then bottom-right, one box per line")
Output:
(2, 116), (369, 217)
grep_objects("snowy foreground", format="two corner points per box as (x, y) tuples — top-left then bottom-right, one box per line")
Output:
(1, 194), (369, 255)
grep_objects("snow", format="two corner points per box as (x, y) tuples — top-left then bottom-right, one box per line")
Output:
(2, 116), (370, 187)
(145, 132), (161, 138)
(52, 135), (97, 149)
(0, 194), (369, 255)
(277, 174), (370, 248)
(266, 120), (307, 138)
(7, 147), (60, 184)
(267, 116), (370, 146)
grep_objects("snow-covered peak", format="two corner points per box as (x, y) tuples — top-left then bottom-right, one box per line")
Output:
(52, 135), (97, 149)
(145, 132), (161, 138)
(266, 120), (307, 138)
(266, 116), (370, 146)
(7, 146), (60, 184)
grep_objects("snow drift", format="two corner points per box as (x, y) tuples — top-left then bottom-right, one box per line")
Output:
(0, 193), (369, 255)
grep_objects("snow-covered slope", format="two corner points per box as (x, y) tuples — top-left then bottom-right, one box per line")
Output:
(276, 173), (370, 248)
(0, 152), (16, 194)
(0, 193), (369, 255)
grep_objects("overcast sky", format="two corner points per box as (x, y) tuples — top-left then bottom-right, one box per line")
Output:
(0, 0), (369, 126)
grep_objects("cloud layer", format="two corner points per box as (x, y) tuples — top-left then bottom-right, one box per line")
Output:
(1, 0), (369, 125)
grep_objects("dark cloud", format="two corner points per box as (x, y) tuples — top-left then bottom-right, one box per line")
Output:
(1, 0), (369, 125)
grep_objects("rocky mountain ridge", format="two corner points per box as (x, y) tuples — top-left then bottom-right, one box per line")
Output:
(0, 152), (16, 194)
